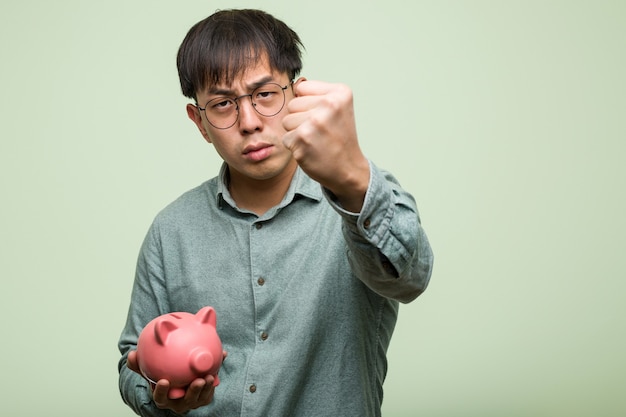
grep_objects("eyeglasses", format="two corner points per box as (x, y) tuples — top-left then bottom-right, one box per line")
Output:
(197, 83), (289, 129)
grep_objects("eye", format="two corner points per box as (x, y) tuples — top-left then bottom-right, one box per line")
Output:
(254, 84), (281, 102)
(254, 90), (275, 101)
(209, 98), (235, 112)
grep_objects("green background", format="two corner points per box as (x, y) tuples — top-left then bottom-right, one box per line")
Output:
(1, 1), (624, 416)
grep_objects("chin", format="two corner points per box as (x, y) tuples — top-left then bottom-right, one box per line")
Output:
(249, 158), (296, 180)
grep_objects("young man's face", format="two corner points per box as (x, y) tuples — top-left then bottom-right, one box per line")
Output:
(187, 56), (299, 184)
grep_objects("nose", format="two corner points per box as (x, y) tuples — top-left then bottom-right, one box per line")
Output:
(235, 95), (263, 133)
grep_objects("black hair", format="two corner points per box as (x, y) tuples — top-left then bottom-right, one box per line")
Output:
(177, 9), (304, 100)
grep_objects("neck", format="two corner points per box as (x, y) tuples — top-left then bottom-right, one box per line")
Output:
(227, 160), (298, 216)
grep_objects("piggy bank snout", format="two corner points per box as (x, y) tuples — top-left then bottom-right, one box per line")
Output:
(190, 347), (214, 374)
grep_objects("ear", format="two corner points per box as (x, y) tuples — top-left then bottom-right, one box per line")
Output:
(196, 306), (217, 327)
(154, 319), (178, 346)
(186, 103), (212, 144)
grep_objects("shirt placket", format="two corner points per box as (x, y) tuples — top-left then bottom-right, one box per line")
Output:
(240, 219), (272, 415)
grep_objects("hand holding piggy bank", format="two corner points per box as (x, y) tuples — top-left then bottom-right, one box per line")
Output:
(136, 306), (223, 400)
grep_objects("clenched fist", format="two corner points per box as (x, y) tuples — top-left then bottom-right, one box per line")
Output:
(282, 80), (370, 212)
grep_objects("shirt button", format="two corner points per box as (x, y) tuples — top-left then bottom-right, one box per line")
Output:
(261, 331), (268, 341)
(257, 277), (265, 286)
(363, 218), (371, 229)
(255, 223), (263, 230)
(249, 384), (257, 393)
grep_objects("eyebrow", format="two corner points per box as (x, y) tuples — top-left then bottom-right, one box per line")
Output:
(208, 75), (276, 96)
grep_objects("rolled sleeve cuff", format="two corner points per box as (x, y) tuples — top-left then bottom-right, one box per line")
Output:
(322, 161), (399, 256)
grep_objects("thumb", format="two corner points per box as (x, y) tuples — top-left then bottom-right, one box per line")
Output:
(126, 350), (141, 374)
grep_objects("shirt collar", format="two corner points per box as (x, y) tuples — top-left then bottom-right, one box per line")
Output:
(216, 162), (323, 211)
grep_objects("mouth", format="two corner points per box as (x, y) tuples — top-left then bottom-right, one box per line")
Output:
(243, 143), (274, 162)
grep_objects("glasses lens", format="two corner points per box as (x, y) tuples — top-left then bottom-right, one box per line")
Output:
(202, 83), (286, 129)
(205, 97), (238, 129)
(252, 83), (285, 117)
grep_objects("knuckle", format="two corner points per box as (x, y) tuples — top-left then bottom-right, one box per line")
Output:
(298, 122), (318, 141)
(334, 83), (352, 99)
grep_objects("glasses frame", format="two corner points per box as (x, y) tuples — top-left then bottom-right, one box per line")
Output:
(197, 83), (290, 130)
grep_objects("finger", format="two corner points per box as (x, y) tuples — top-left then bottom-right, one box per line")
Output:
(282, 130), (297, 153)
(294, 79), (333, 97)
(282, 110), (310, 132)
(197, 375), (216, 404)
(282, 130), (307, 159)
(287, 95), (322, 113)
(126, 350), (140, 373)
(185, 377), (208, 403)
(152, 380), (171, 408)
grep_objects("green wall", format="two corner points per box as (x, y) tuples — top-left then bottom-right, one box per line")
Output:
(1, 1), (624, 416)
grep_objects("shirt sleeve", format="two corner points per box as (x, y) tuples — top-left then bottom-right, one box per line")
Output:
(117, 223), (180, 417)
(323, 161), (434, 303)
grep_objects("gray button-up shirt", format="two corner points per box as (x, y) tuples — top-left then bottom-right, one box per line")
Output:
(118, 161), (433, 417)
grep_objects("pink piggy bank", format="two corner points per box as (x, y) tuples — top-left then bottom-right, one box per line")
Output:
(136, 306), (223, 399)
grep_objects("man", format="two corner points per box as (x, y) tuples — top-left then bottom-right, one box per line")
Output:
(118, 8), (433, 417)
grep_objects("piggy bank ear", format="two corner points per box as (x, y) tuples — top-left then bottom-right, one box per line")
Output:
(196, 306), (217, 327)
(154, 319), (178, 345)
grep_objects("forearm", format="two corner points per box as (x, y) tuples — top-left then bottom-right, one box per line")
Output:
(326, 161), (434, 303)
